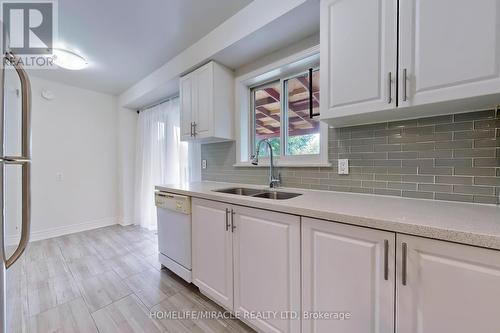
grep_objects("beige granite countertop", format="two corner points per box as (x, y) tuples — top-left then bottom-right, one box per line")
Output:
(156, 181), (500, 250)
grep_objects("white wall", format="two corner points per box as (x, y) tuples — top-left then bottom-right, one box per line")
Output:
(117, 105), (137, 225)
(6, 75), (119, 243)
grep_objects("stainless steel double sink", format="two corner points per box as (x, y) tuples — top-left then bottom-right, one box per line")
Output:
(213, 187), (302, 200)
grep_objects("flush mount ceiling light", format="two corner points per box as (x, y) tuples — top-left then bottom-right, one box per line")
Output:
(52, 48), (88, 70)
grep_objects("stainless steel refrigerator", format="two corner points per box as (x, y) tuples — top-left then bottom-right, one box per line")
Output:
(0, 52), (32, 333)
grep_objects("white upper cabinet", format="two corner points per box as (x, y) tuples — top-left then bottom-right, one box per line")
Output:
(180, 74), (195, 139)
(180, 61), (234, 142)
(396, 234), (500, 333)
(320, 0), (397, 119)
(399, 0), (500, 107)
(302, 217), (395, 333)
(321, 0), (500, 126)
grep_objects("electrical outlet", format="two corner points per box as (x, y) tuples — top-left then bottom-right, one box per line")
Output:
(338, 159), (349, 175)
(202, 160), (207, 169)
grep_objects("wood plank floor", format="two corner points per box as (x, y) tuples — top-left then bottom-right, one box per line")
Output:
(6, 225), (255, 333)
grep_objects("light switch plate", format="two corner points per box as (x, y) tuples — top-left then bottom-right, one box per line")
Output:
(202, 160), (207, 169)
(338, 159), (349, 175)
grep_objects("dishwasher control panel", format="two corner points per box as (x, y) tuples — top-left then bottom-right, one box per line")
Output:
(155, 192), (191, 214)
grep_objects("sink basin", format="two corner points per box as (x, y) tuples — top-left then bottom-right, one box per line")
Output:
(213, 187), (302, 200)
(213, 187), (262, 196)
(252, 191), (302, 200)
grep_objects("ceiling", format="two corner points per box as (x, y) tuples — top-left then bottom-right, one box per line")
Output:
(125, 0), (320, 109)
(213, 0), (319, 70)
(27, 0), (253, 95)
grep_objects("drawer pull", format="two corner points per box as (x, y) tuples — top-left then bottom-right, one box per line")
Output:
(225, 208), (230, 231)
(402, 242), (408, 286)
(384, 239), (389, 281)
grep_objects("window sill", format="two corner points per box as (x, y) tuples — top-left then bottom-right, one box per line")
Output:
(233, 161), (332, 168)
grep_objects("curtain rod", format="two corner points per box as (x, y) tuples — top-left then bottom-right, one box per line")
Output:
(136, 95), (179, 113)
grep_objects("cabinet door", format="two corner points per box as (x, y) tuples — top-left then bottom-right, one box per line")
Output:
(399, 0), (500, 107)
(320, 0), (397, 119)
(191, 198), (233, 310)
(193, 63), (213, 138)
(302, 218), (395, 333)
(180, 74), (195, 141)
(233, 206), (301, 333)
(397, 235), (500, 333)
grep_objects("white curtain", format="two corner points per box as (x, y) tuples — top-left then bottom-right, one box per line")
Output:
(134, 98), (189, 229)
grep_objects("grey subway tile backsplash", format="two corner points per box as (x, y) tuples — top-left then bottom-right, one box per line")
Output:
(418, 184), (453, 193)
(475, 177), (500, 186)
(454, 130), (496, 140)
(435, 122), (473, 132)
(454, 109), (496, 122)
(434, 193), (473, 203)
(435, 176), (473, 185)
(202, 108), (500, 205)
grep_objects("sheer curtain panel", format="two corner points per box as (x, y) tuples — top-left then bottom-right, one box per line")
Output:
(134, 98), (188, 229)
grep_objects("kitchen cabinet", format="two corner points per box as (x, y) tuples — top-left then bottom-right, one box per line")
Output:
(233, 206), (301, 333)
(321, 0), (500, 126)
(180, 74), (195, 139)
(399, 0), (500, 108)
(192, 198), (233, 309)
(192, 196), (500, 333)
(319, 0), (397, 119)
(301, 217), (395, 333)
(396, 234), (500, 333)
(191, 198), (301, 333)
(180, 61), (234, 142)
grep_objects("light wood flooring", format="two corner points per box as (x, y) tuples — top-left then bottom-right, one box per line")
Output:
(6, 225), (255, 333)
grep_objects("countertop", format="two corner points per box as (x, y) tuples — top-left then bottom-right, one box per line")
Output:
(156, 181), (500, 251)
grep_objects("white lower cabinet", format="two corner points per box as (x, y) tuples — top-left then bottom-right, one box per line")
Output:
(233, 206), (301, 333)
(396, 234), (500, 333)
(192, 198), (233, 309)
(301, 217), (396, 333)
(192, 198), (500, 333)
(191, 198), (301, 333)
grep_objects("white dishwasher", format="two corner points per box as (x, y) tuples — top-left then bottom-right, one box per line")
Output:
(155, 191), (192, 282)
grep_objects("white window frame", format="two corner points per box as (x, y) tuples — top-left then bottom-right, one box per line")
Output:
(234, 45), (329, 167)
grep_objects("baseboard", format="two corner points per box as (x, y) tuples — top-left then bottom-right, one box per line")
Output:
(5, 217), (119, 246)
(117, 216), (136, 226)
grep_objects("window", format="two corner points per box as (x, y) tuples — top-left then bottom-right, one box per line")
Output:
(252, 81), (281, 157)
(285, 69), (320, 156)
(235, 47), (328, 167)
(251, 69), (321, 158)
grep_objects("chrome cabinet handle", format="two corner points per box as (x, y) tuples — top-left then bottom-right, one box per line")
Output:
(387, 72), (392, 104)
(190, 122), (194, 137)
(384, 239), (389, 281)
(402, 68), (408, 102)
(225, 208), (230, 231)
(192, 122), (197, 137)
(3, 52), (32, 269)
(402, 242), (408, 286)
(230, 209), (236, 232)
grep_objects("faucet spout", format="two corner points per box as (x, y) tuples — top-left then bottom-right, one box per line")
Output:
(252, 139), (280, 188)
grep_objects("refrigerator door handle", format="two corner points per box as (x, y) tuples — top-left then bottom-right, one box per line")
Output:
(0, 156), (30, 164)
(3, 52), (32, 269)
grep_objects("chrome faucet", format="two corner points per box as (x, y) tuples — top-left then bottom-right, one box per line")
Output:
(251, 139), (280, 188)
